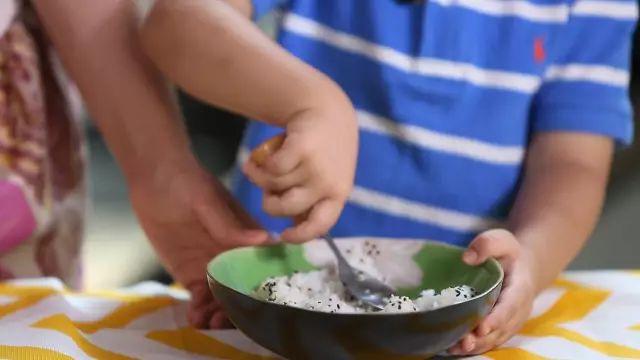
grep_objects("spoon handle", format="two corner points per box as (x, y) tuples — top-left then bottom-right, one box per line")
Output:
(250, 134), (286, 165)
(323, 234), (351, 270)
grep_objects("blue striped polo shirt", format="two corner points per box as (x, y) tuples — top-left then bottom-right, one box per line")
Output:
(232, 0), (638, 246)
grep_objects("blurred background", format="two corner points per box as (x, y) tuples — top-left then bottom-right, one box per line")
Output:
(83, 19), (640, 290)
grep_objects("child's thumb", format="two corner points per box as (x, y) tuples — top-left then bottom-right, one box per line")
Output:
(464, 229), (519, 265)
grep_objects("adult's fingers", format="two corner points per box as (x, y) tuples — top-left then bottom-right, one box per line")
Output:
(195, 199), (269, 248)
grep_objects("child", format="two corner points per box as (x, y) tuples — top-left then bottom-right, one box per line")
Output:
(140, 0), (637, 354)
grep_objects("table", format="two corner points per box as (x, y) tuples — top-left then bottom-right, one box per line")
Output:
(0, 271), (639, 359)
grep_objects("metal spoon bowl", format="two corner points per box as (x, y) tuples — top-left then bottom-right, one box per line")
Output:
(323, 234), (395, 310)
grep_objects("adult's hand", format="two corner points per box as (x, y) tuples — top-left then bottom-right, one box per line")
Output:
(130, 157), (269, 328)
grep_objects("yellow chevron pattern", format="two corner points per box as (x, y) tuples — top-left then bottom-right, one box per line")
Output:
(0, 271), (638, 359)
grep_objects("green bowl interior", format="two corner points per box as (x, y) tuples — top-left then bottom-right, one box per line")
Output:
(208, 241), (502, 299)
(209, 244), (314, 295)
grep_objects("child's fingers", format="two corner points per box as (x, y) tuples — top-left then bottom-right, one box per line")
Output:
(463, 229), (519, 265)
(464, 329), (503, 355)
(243, 161), (307, 192)
(281, 198), (340, 243)
(477, 284), (520, 336)
(448, 333), (481, 356)
(242, 160), (271, 188)
(264, 138), (304, 175)
(267, 169), (308, 192)
(473, 315), (522, 354)
(263, 187), (318, 217)
(447, 343), (464, 355)
(462, 333), (477, 352)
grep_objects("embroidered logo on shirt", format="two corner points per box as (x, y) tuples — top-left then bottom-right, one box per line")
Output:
(534, 37), (546, 64)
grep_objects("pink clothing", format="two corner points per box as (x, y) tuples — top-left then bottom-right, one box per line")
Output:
(0, 1), (17, 36)
(0, 180), (37, 253)
(0, 3), (86, 288)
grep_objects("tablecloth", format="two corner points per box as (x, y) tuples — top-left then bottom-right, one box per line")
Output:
(0, 271), (639, 359)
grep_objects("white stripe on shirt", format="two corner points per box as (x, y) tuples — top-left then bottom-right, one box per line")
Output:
(349, 186), (497, 233)
(544, 64), (630, 87)
(237, 146), (250, 166)
(430, 0), (569, 23)
(236, 110), (525, 168)
(431, 0), (636, 22)
(572, 1), (638, 21)
(358, 110), (525, 165)
(282, 14), (541, 94)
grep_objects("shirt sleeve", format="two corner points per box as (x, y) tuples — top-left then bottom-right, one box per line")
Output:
(251, 0), (290, 21)
(531, 0), (638, 146)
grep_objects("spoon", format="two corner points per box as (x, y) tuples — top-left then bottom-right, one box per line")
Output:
(322, 234), (395, 310)
(250, 134), (396, 310)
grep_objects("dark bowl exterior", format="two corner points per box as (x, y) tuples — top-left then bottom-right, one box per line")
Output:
(208, 275), (502, 359)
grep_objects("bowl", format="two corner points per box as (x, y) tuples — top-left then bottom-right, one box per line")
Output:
(207, 237), (503, 359)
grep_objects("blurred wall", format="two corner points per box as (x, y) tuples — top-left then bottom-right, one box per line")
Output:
(570, 25), (640, 269)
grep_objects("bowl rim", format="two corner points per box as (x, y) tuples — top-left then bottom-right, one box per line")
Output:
(207, 238), (504, 317)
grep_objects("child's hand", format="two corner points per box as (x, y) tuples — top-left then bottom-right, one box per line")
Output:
(448, 229), (537, 356)
(244, 105), (358, 243)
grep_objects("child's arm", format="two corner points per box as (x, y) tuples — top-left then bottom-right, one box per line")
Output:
(140, 0), (343, 127)
(450, 132), (613, 355)
(505, 133), (612, 290)
(140, 0), (359, 242)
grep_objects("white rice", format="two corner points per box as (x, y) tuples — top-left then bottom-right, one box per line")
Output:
(253, 242), (477, 313)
